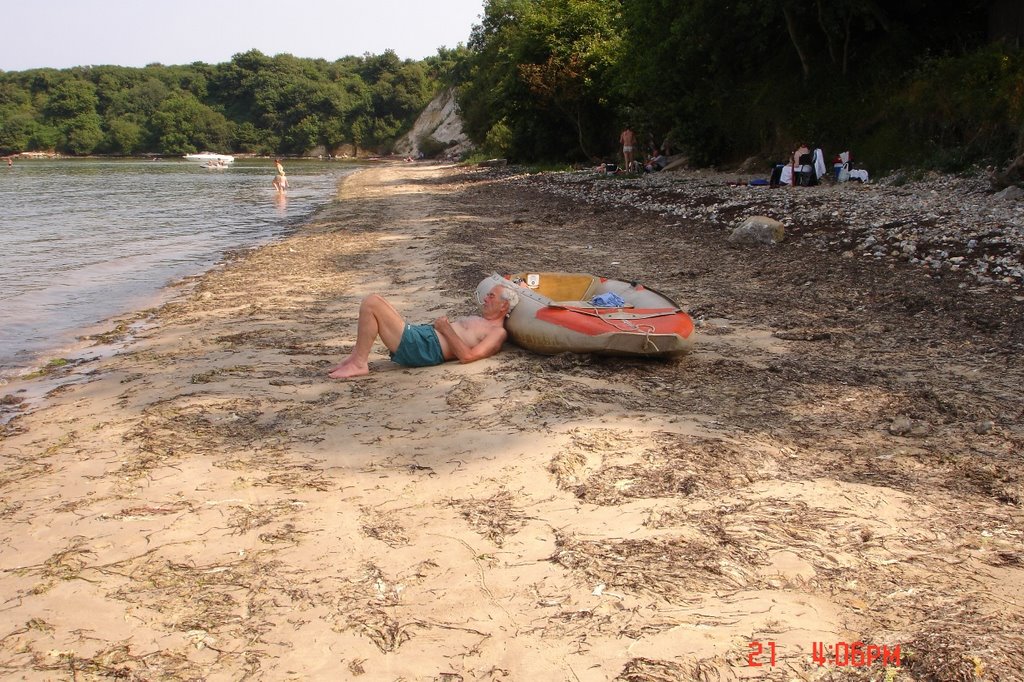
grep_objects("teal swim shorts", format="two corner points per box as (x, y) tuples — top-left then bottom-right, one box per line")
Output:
(390, 323), (446, 367)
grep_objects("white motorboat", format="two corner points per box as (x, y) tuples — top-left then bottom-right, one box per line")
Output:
(183, 152), (235, 164)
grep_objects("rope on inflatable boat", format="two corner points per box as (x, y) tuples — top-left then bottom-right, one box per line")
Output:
(550, 305), (682, 354)
(601, 317), (661, 353)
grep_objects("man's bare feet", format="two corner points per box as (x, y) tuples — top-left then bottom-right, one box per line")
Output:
(328, 360), (370, 379)
(327, 358), (352, 374)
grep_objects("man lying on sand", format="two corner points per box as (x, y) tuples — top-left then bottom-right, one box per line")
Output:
(327, 284), (519, 379)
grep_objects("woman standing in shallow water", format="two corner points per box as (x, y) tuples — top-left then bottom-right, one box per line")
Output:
(272, 158), (288, 192)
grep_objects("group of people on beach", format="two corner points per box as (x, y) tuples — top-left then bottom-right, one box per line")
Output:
(769, 144), (870, 187)
(616, 126), (868, 186)
(610, 126), (671, 174)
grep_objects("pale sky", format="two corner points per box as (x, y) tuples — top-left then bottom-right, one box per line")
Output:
(2, 0), (485, 71)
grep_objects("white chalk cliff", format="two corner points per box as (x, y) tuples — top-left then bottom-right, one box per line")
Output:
(394, 87), (474, 159)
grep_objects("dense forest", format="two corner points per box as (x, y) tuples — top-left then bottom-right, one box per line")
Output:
(2, 0), (1023, 173)
(458, 0), (1024, 172)
(0, 48), (456, 157)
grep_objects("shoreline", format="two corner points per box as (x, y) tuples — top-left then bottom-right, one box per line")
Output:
(0, 158), (360, 388)
(7, 152), (411, 162)
(1, 163), (1022, 679)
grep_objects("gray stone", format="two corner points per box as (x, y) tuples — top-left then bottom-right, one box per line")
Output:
(889, 416), (913, 435)
(909, 421), (933, 438)
(994, 185), (1024, 201)
(728, 216), (785, 245)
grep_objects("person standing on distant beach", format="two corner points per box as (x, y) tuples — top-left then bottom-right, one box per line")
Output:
(620, 126), (637, 172)
(272, 158), (288, 193)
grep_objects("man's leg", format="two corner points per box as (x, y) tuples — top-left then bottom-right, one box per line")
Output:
(328, 294), (408, 378)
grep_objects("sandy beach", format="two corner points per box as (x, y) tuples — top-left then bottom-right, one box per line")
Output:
(2, 162), (1023, 681)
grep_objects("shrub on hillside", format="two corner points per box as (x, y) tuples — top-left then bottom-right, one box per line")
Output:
(417, 135), (451, 159)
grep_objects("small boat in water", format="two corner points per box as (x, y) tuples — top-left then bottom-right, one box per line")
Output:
(477, 272), (695, 358)
(183, 152), (235, 164)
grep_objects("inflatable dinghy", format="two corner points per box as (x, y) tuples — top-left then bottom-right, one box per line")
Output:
(477, 272), (695, 358)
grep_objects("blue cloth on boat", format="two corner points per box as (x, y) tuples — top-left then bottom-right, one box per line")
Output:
(390, 323), (446, 367)
(591, 292), (626, 307)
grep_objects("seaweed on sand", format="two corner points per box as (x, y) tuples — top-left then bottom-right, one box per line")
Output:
(445, 376), (484, 410)
(553, 431), (771, 505)
(549, 532), (758, 602)
(227, 499), (307, 535)
(903, 602), (1024, 682)
(577, 463), (698, 505)
(548, 448), (590, 489)
(615, 657), (722, 682)
(359, 506), (410, 548)
(125, 396), (282, 456)
(10, 641), (202, 681)
(445, 489), (528, 546)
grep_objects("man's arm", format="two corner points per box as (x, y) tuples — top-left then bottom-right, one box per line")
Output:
(433, 318), (508, 364)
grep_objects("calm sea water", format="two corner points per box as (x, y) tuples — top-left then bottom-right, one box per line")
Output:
(0, 158), (359, 377)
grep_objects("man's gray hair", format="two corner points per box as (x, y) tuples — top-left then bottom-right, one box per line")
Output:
(497, 285), (520, 311)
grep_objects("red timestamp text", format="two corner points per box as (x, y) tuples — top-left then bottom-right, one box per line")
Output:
(747, 641), (901, 668)
(812, 641), (901, 667)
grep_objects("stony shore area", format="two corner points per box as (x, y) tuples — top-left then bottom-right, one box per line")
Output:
(501, 167), (1024, 289)
(0, 163), (1022, 681)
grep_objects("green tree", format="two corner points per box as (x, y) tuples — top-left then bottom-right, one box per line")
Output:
(150, 92), (231, 154)
(1, 46), (452, 157)
(42, 78), (99, 119)
(234, 121), (275, 154)
(29, 123), (61, 150)
(424, 45), (473, 86)
(613, 0), (995, 165)
(61, 112), (104, 154)
(0, 109), (34, 153)
(35, 78), (105, 154)
(460, 0), (621, 161)
(355, 51), (433, 150)
(283, 114), (322, 153)
(103, 115), (146, 154)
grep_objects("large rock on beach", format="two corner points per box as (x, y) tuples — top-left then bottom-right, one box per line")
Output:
(994, 185), (1024, 201)
(729, 216), (785, 245)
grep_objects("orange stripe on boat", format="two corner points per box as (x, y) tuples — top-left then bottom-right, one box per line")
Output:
(536, 307), (694, 338)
